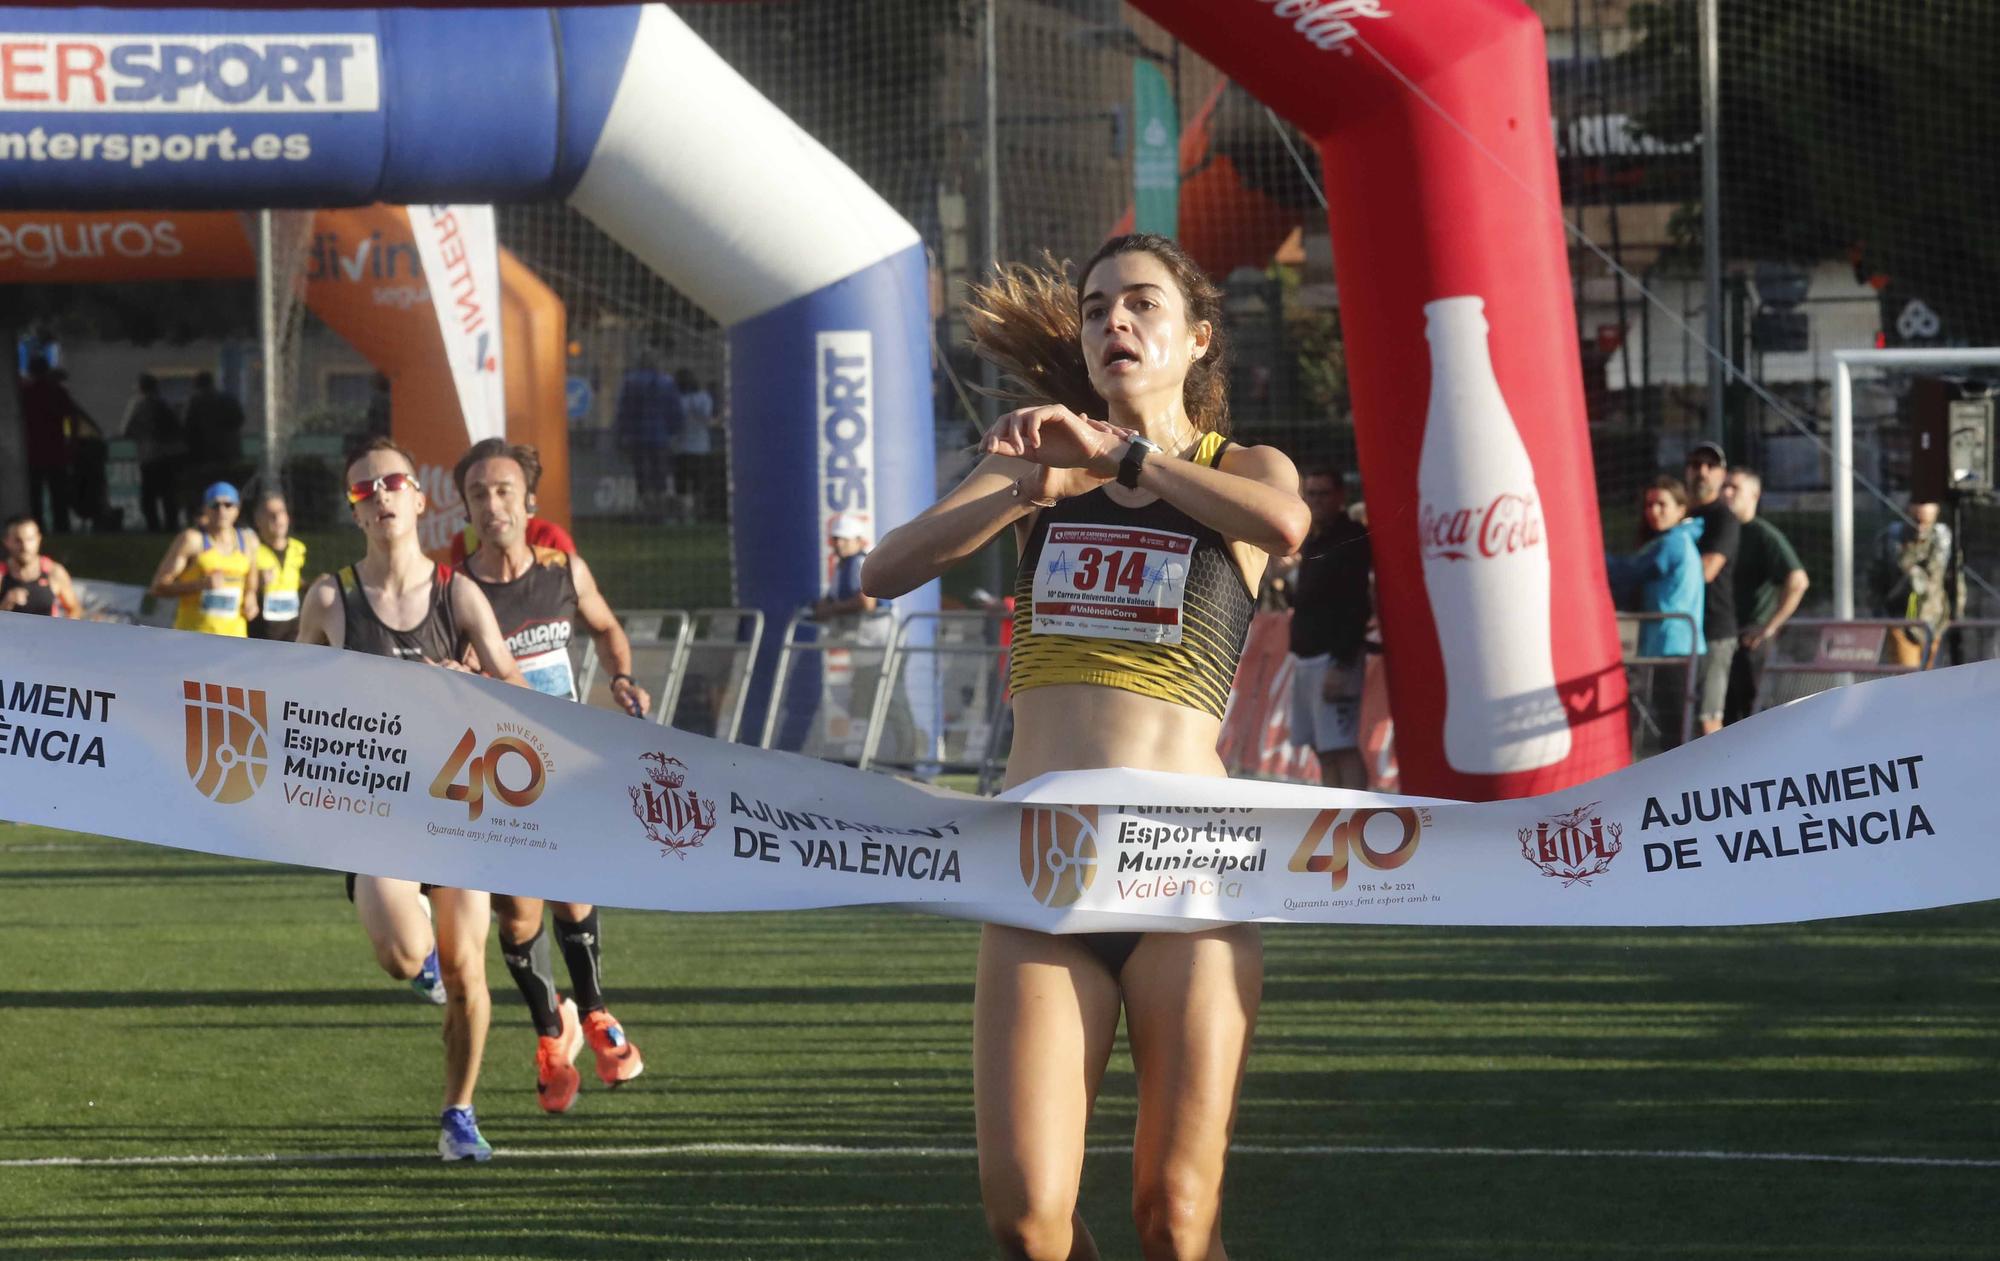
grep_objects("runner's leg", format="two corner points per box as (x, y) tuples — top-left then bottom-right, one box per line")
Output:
(975, 924), (1123, 1261)
(550, 903), (605, 1013)
(1122, 926), (1263, 1261)
(430, 886), (492, 1111)
(353, 876), (433, 979)
(495, 894), (563, 1037)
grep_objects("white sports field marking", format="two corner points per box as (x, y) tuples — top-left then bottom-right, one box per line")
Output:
(4, 1141), (1997, 1171)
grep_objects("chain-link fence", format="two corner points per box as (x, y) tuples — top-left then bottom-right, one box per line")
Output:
(21, 0), (1999, 629)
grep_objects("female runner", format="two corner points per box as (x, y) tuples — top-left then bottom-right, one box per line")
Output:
(864, 234), (1308, 1261)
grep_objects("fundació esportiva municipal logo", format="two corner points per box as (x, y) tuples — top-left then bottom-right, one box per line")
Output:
(1519, 801), (1622, 886)
(1019, 805), (1099, 908)
(183, 680), (270, 805)
(629, 752), (716, 858)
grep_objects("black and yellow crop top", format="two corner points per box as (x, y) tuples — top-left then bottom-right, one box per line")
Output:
(1009, 431), (1255, 718)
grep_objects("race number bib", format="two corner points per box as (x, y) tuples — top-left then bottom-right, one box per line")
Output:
(262, 589), (301, 622)
(1031, 524), (1194, 645)
(200, 586), (242, 617)
(517, 646), (577, 700)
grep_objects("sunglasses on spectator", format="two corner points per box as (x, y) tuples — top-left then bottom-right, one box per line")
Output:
(347, 471), (418, 505)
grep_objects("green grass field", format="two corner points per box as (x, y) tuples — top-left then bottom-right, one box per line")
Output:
(45, 521), (738, 615)
(4, 819), (1999, 1260)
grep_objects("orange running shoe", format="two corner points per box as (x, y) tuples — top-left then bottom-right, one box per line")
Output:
(582, 1009), (645, 1087)
(534, 997), (584, 1114)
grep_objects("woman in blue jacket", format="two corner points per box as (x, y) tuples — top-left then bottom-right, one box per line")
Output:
(1607, 475), (1705, 747)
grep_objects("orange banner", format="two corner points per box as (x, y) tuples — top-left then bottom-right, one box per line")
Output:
(0, 207), (569, 539)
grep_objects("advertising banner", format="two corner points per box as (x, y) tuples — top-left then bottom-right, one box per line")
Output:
(406, 203), (506, 445)
(1132, 60), (1178, 238)
(2, 616), (1995, 931)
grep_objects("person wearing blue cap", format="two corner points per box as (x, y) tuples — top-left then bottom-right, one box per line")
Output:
(147, 480), (260, 637)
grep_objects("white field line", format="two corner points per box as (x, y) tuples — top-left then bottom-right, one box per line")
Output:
(4, 1140), (1997, 1171)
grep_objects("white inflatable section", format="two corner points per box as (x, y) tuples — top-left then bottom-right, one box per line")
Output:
(570, 4), (922, 325)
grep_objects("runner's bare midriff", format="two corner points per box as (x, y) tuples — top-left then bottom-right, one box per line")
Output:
(1004, 684), (1226, 790)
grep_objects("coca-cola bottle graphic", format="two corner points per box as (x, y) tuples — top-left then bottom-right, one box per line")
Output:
(1417, 295), (1573, 774)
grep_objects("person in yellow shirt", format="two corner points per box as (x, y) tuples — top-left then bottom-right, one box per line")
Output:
(148, 481), (259, 636)
(250, 490), (307, 642)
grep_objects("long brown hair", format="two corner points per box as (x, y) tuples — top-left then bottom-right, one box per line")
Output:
(963, 233), (1231, 435)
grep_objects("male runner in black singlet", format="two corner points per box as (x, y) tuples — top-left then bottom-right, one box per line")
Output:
(455, 437), (651, 1112)
(296, 436), (526, 1162)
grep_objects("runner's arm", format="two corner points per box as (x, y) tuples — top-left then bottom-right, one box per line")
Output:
(296, 576), (344, 648)
(146, 532), (203, 598)
(448, 573), (529, 686)
(50, 562), (80, 617)
(572, 554), (650, 716)
(241, 555), (260, 623)
(1129, 442), (1309, 557)
(862, 453), (1046, 598)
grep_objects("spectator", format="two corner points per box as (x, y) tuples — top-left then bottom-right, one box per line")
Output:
(1607, 475), (1706, 751)
(122, 373), (186, 533)
(1284, 467), (1373, 789)
(1722, 467), (1809, 723)
(1869, 496), (1958, 667)
(182, 369), (246, 506)
(16, 355), (91, 533)
(675, 368), (717, 519)
(613, 351), (681, 513)
(813, 512), (911, 761)
(1682, 440), (1740, 736)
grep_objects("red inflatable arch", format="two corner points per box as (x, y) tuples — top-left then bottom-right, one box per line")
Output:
(1130, 0), (1628, 799)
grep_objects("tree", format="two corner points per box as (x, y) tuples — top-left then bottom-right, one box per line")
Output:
(1624, 0), (2000, 341)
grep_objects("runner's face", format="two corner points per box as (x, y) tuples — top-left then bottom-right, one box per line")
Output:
(257, 499), (289, 541)
(3, 522), (37, 564)
(346, 452), (424, 542)
(1079, 250), (1207, 409)
(463, 457), (529, 550)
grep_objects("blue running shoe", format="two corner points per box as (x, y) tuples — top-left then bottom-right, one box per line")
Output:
(410, 948), (446, 1005)
(437, 1106), (492, 1162)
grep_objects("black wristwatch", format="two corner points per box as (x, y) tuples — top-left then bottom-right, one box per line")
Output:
(611, 673), (635, 688)
(1117, 434), (1161, 489)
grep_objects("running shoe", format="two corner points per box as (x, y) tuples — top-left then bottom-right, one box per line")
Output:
(535, 997), (584, 1114)
(410, 947), (446, 1005)
(582, 1008), (646, 1087)
(437, 1106), (492, 1162)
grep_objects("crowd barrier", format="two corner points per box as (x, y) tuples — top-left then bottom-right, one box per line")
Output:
(1752, 618), (1936, 712)
(861, 611), (1009, 778)
(1616, 611), (1697, 756)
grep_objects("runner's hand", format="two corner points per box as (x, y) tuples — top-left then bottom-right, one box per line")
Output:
(429, 657), (477, 673)
(983, 405), (1129, 476)
(613, 676), (651, 719)
(205, 570), (234, 590)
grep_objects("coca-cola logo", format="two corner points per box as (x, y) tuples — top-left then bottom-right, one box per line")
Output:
(1251, 0), (1392, 56)
(1420, 493), (1545, 562)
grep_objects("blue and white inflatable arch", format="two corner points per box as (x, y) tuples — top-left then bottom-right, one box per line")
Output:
(0, 3), (936, 665)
